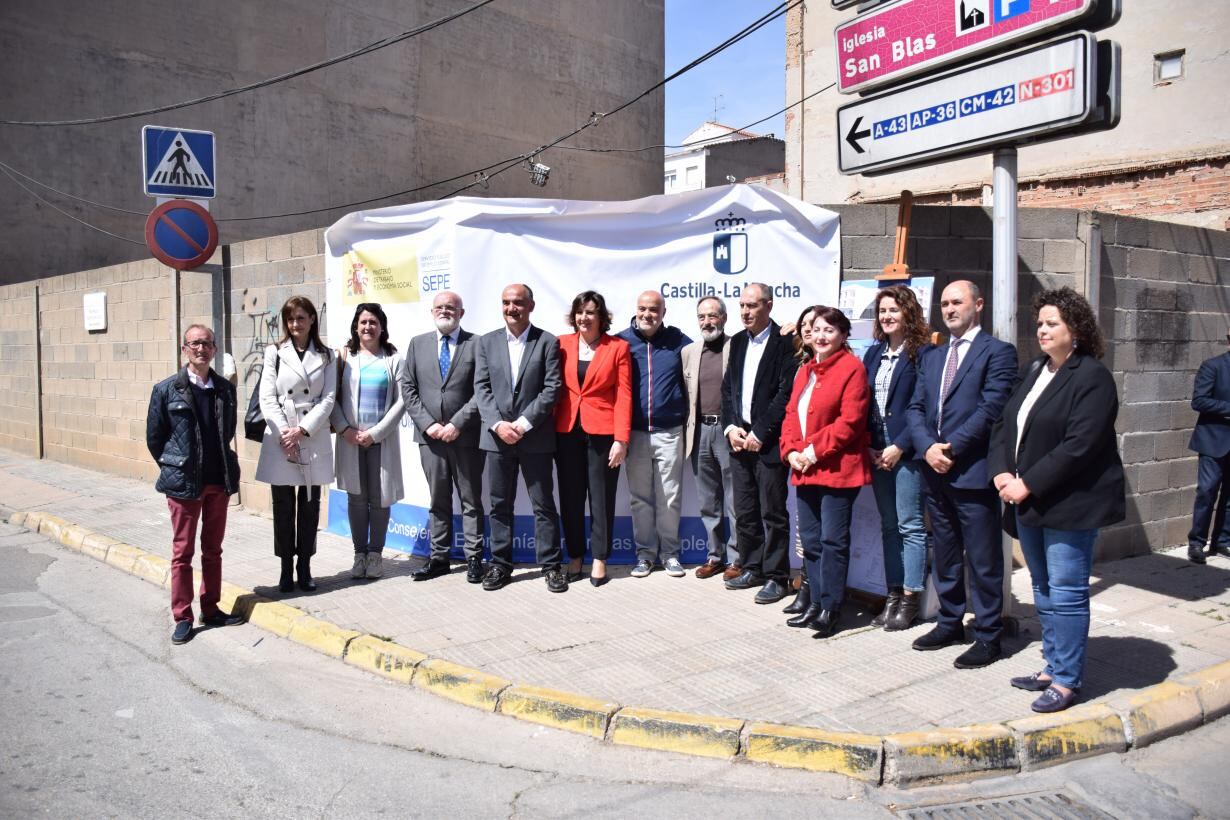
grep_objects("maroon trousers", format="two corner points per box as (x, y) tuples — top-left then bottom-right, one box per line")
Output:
(168, 484), (229, 623)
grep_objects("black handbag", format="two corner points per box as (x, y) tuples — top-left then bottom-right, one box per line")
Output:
(243, 355), (279, 442)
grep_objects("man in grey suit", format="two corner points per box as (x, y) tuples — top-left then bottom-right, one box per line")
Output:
(474, 283), (567, 592)
(681, 296), (738, 579)
(400, 291), (485, 583)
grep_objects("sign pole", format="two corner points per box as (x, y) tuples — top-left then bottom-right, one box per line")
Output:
(991, 147), (1018, 345)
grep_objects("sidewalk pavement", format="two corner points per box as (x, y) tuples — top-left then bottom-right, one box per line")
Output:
(3, 447), (1229, 745)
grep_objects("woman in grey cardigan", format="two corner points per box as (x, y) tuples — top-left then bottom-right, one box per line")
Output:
(331, 303), (406, 580)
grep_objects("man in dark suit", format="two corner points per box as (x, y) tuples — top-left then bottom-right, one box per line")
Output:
(721, 283), (799, 604)
(401, 291), (485, 583)
(906, 280), (1018, 668)
(474, 283), (567, 592)
(1187, 329), (1230, 563)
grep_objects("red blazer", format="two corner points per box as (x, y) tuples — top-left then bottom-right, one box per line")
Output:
(779, 347), (872, 488)
(554, 333), (633, 442)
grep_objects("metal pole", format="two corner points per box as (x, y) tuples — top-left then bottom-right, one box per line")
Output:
(991, 147), (1018, 343)
(32, 284), (44, 459)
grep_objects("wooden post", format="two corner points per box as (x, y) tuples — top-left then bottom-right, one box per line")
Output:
(877, 190), (913, 280)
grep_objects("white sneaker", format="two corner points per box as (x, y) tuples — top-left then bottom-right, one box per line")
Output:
(664, 557), (685, 577)
(365, 553), (384, 578)
(630, 559), (652, 578)
(350, 553), (367, 579)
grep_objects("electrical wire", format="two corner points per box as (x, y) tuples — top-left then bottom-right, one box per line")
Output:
(0, 0), (498, 127)
(0, 163), (144, 245)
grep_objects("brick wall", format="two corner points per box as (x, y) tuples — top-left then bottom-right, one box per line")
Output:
(0, 282), (39, 456)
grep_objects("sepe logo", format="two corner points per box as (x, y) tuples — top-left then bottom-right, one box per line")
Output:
(713, 211), (748, 275)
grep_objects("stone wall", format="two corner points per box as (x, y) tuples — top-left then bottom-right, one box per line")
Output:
(0, 282), (39, 457)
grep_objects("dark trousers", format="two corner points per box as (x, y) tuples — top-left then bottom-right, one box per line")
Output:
(420, 440), (485, 561)
(347, 443), (390, 554)
(555, 425), (619, 561)
(796, 485), (859, 611)
(271, 484), (321, 559)
(729, 449), (790, 582)
(923, 472), (1004, 643)
(1188, 452), (1230, 550)
(168, 484), (228, 623)
(486, 449), (562, 572)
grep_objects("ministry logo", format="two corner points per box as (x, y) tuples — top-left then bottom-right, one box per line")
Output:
(713, 211), (748, 275)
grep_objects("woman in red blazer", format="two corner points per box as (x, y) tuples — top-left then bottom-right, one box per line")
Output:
(555, 291), (633, 586)
(779, 306), (872, 636)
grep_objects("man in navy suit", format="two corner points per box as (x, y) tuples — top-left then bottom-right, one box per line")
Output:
(906, 280), (1018, 668)
(1187, 329), (1230, 563)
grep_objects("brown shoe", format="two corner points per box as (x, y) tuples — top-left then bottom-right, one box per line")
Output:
(694, 560), (725, 579)
(722, 564), (743, 581)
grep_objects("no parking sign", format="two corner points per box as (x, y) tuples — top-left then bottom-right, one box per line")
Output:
(144, 199), (219, 271)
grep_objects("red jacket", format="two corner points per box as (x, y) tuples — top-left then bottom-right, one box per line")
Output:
(779, 347), (872, 488)
(554, 333), (633, 441)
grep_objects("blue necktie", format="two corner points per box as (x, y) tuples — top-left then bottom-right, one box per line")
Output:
(439, 336), (451, 379)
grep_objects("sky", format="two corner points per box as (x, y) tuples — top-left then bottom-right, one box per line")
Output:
(664, 0), (787, 147)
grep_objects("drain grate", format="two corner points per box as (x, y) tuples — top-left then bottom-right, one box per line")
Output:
(897, 789), (1116, 819)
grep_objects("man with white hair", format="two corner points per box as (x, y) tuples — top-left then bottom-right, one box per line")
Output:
(401, 290), (485, 583)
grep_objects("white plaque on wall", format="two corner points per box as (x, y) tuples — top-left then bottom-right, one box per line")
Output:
(83, 291), (107, 331)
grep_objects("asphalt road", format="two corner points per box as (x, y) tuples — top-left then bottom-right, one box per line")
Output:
(2, 520), (1228, 819)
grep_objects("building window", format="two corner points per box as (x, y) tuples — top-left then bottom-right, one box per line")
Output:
(664, 172), (676, 190)
(1154, 50), (1185, 84)
(685, 165), (699, 185)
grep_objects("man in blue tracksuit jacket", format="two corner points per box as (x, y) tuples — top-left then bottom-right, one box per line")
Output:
(618, 290), (692, 577)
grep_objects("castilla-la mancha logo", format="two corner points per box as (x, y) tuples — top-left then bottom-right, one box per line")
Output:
(713, 211), (748, 275)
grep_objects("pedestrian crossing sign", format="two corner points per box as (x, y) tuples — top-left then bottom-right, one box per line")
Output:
(142, 125), (216, 199)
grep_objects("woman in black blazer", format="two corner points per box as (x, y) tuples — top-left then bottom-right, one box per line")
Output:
(989, 287), (1125, 714)
(863, 285), (933, 631)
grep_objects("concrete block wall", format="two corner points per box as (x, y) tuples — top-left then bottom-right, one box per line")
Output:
(0, 282), (39, 456)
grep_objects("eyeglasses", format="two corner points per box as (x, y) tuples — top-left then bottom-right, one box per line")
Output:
(184, 340), (216, 349)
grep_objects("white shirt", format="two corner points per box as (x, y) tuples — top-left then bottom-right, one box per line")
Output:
(186, 369), (214, 389)
(502, 325), (533, 434)
(795, 369), (818, 465)
(739, 324), (772, 425)
(577, 334), (598, 362)
(936, 325), (981, 418)
(1015, 363), (1058, 460)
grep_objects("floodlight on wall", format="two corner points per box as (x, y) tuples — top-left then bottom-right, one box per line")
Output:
(526, 159), (551, 187)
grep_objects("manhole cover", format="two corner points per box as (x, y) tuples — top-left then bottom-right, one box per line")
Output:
(897, 789), (1116, 819)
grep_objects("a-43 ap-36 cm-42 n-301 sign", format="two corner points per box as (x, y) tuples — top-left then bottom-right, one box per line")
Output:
(835, 0), (1119, 95)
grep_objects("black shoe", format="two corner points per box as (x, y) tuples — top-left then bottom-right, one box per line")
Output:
(481, 566), (510, 591)
(412, 558), (451, 582)
(1031, 685), (1078, 713)
(872, 587), (903, 628)
(590, 575), (609, 587)
(1010, 671), (1053, 692)
(754, 579), (788, 604)
(278, 558), (294, 593)
(912, 626), (964, 651)
(810, 609), (842, 638)
(566, 570), (585, 583)
(1212, 544), (1230, 558)
(782, 577), (811, 615)
(1188, 544), (1208, 564)
(171, 620), (193, 645)
(545, 569), (569, 593)
(199, 611), (243, 627)
(466, 556), (484, 584)
(886, 592), (921, 631)
(724, 569), (766, 590)
(786, 603), (824, 629)
(296, 559), (316, 591)
(954, 639), (1002, 669)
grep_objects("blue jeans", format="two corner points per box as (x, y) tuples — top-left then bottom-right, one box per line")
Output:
(871, 459), (926, 592)
(1018, 524), (1098, 690)
(796, 485), (860, 611)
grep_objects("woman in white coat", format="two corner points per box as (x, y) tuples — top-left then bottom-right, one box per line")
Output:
(330, 303), (406, 581)
(256, 296), (337, 593)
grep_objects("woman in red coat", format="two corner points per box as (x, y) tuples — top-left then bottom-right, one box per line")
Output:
(555, 291), (633, 586)
(779, 306), (872, 637)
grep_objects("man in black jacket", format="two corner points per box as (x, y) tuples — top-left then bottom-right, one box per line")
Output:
(146, 325), (243, 645)
(1188, 329), (1230, 563)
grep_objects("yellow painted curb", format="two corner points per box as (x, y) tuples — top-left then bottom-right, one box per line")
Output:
(58, 523), (89, 550)
(80, 533), (120, 562)
(1175, 659), (1230, 723)
(609, 707), (743, 760)
(345, 635), (426, 685)
(21, 511), (45, 531)
(8, 511), (27, 527)
(104, 542), (146, 574)
(287, 617), (361, 659)
(132, 552), (172, 587)
(414, 658), (510, 711)
(883, 724), (1018, 786)
(246, 600), (309, 638)
(37, 514), (69, 541)
(1111, 681), (1203, 748)
(217, 582), (251, 615)
(744, 722), (882, 781)
(498, 685), (620, 739)
(1006, 703), (1126, 770)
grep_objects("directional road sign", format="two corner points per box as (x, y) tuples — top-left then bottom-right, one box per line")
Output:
(144, 199), (219, 270)
(142, 125), (216, 199)
(837, 33), (1097, 176)
(835, 0), (1116, 95)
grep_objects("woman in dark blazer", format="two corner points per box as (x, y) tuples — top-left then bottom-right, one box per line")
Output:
(555, 291), (632, 587)
(779, 306), (872, 637)
(863, 285), (934, 631)
(990, 287), (1125, 714)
